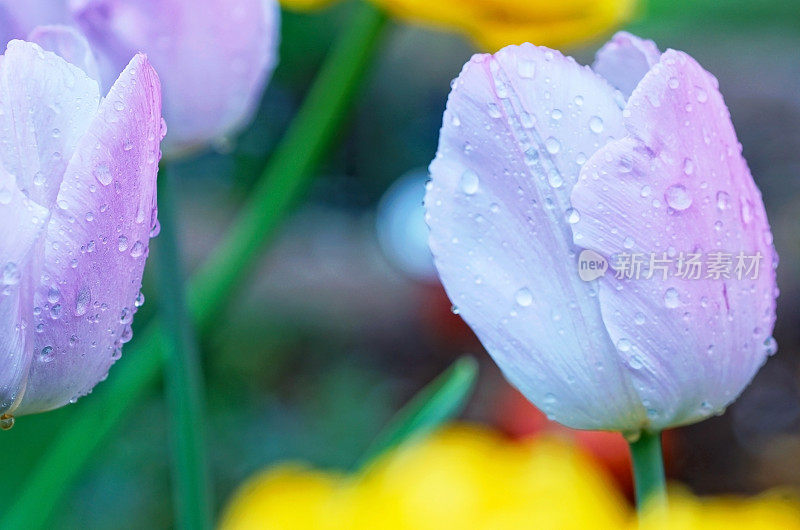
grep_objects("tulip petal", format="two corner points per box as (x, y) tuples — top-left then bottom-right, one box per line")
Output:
(571, 50), (777, 429)
(14, 53), (162, 415)
(0, 0), (71, 41)
(426, 44), (646, 430)
(72, 0), (279, 155)
(28, 24), (101, 83)
(0, 167), (48, 413)
(592, 31), (660, 99)
(0, 40), (100, 209)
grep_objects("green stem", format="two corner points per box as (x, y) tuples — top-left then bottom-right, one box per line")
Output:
(155, 167), (212, 530)
(2, 5), (388, 530)
(354, 357), (478, 469)
(190, 2), (388, 331)
(628, 430), (667, 512)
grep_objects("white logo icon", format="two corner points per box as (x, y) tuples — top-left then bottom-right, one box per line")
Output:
(578, 250), (608, 281)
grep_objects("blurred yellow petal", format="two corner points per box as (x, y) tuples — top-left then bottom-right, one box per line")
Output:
(280, 0), (338, 11)
(220, 425), (800, 529)
(348, 424), (628, 530)
(637, 487), (800, 530)
(369, 0), (637, 50)
(219, 464), (348, 530)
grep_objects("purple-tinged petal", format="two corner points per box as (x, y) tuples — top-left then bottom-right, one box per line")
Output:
(0, 40), (100, 208)
(72, 0), (279, 156)
(426, 44), (646, 430)
(571, 50), (777, 429)
(28, 24), (101, 83)
(0, 165), (49, 413)
(14, 53), (162, 415)
(593, 31), (660, 99)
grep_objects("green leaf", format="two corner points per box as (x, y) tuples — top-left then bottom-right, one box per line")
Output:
(355, 356), (479, 469)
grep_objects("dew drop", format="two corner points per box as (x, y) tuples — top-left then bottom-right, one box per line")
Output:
(544, 137), (561, 154)
(683, 158), (694, 175)
(75, 286), (90, 316)
(664, 287), (680, 308)
(40, 345), (54, 362)
(93, 162), (112, 186)
(665, 184), (692, 211)
(0, 414), (14, 430)
(515, 287), (533, 307)
(130, 241), (145, 258)
(565, 208), (580, 224)
(716, 191), (730, 211)
(589, 116), (604, 134)
(1, 262), (20, 285)
(764, 336), (778, 356)
(460, 170), (479, 195)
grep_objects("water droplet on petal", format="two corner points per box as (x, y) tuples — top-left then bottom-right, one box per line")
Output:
(130, 241), (145, 258)
(75, 286), (90, 316)
(545, 137), (561, 154)
(1, 262), (20, 285)
(589, 116), (604, 134)
(664, 287), (680, 308)
(716, 191), (730, 211)
(515, 287), (533, 307)
(565, 208), (580, 224)
(460, 170), (479, 195)
(93, 162), (112, 186)
(665, 184), (692, 211)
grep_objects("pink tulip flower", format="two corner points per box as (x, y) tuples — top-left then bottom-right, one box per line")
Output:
(425, 32), (778, 433)
(0, 0), (279, 156)
(0, 38), (163, 419)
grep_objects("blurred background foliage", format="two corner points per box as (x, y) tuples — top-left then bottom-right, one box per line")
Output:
(1, 0), (799, 527)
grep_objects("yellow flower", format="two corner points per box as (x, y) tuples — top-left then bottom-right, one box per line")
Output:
(279, 0), (637, 51)
(349, 424), (629, 530)
(280, 0), (336, 10)
(219, 423), (628, 529)
(218, 464), (348, 530)
(219, 424), (800, 529)
(636, 487), (800, 530)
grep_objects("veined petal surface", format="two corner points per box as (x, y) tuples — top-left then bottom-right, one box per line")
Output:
(15, 53), (162, 415)
(0, 40), (100, 208)
(571, 50), (777, 429)
(426, 43), (646, 430)
(0, 165), (48, 413)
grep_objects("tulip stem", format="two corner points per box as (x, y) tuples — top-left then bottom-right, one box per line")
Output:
(155, 166), (213, 530)
(189, 2), (389, 329)
(2, 4), (388, 530)
(628, 430), (667, 514)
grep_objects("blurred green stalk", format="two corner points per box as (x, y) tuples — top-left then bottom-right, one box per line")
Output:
(355, 356), (478, 469)
(2, 4), (388, 529)
(155, 167), (212, 530)
(628, 430), (667, 516)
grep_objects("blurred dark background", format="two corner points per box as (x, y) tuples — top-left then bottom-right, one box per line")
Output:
(2, 0), (799, 527)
